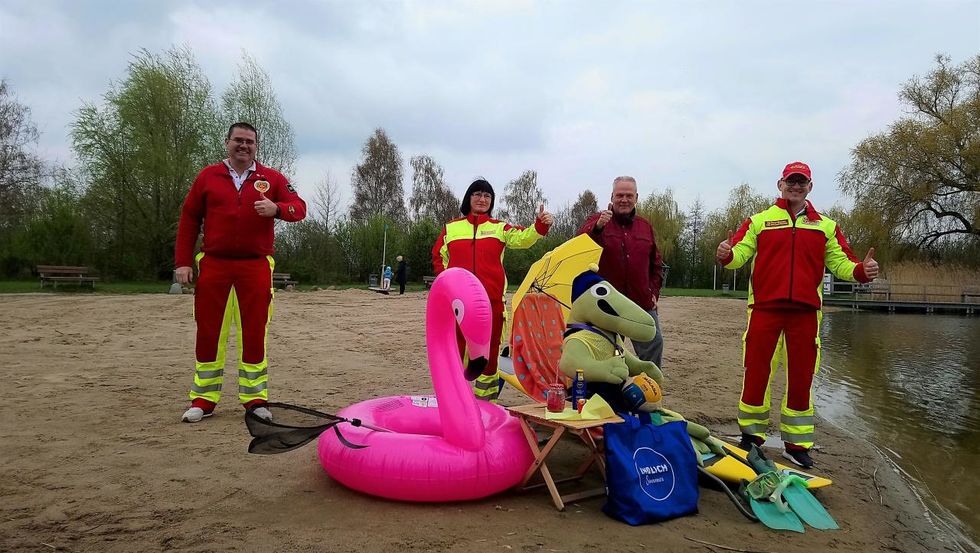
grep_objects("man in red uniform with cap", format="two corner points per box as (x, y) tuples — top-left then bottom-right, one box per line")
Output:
(175, 122), (307, 423)
(716, 161), (879, 468)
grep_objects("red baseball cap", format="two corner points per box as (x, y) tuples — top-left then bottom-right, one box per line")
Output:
(782, 161), (811, 181)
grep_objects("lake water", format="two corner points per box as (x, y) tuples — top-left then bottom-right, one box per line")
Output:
(816, 310), (980, 548)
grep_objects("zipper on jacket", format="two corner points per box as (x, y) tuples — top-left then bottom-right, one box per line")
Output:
(472, 221), (478, 276)
(223, 172), (244, 207)
(788, 219), (797, 302)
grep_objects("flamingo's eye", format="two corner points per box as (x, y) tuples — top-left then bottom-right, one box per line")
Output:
(452, 299), (465, 323)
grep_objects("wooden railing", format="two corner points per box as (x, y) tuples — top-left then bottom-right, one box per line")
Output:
(830, 281), (980, 304)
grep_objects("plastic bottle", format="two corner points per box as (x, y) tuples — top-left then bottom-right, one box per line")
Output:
(572, 369), (587, 407)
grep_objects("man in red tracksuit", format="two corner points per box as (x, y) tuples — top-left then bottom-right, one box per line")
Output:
(716, 161), (879, 468)
(175, 122), (307, 423)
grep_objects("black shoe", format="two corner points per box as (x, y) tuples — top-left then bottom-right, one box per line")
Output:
(738, 433), (762, 450)
(782, 448), (814, 469)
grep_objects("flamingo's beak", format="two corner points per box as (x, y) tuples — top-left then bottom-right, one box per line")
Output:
(464, 356), (488, 381)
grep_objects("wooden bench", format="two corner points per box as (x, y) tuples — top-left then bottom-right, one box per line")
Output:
(423, 275), (436, 289)
(37, 265), (99, 288)
(962, 286), (980, 304)
(272, 272), (298, 289)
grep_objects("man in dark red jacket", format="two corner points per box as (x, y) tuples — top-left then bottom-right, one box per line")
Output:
(577, 176), (664, 369)
(175, 122), (307, 424)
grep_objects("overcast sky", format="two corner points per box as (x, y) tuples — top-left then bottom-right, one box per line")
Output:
(2, 0), (978, 214)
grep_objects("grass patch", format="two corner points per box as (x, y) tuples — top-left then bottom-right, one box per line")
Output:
(0, 280), (175, 294)
(661, 287), (748, 299)
(0, 279), (748, 299)
(0, 280), (435, 294)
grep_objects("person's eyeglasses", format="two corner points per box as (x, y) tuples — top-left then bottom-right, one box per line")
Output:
(472, 192), (492, 199)
(783, 179), (810, 187)
(230, 137), (256, 145)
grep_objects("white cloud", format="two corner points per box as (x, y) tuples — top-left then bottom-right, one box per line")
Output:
(1, 0), (977, 216)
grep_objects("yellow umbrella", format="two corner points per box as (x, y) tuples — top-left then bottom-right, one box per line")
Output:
(499, 235), (603, 400)
(511, 234), (604, 323)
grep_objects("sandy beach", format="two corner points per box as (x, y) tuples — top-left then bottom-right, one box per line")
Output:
(0, 291), (961, 552)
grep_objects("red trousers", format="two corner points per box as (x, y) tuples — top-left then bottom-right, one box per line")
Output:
(195, 256), (274, 365)
(189, 255), (274, 407)
(741, 308), (819, 411)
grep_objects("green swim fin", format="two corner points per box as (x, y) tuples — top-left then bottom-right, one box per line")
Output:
(750, 497), (805, 532)
(777, 479), (839, 530)
(739, 476), (805, 533)
(747, 445), (838, 531)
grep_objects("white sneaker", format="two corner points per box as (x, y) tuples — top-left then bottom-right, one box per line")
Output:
(181, 407), (212, 423)
(251, 406), (273, 422)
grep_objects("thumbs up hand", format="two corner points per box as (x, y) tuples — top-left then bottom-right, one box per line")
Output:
(536, 203), (554, 226)
(254, 193), (278, 217)
(596, 203), (614, 229)
(716, 230), (734, 263)
(862, 247), (879, 279)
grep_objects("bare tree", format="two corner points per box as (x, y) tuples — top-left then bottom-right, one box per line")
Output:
(409, 154), (459, 223)
(681, 197), (706, 287)
(551, 190), (598, 239)
(500, 170), (545, 226)
(311, 171), (342, 228)
(0, 79), (43, 232)
(349, 128), (407, 224)
(431, 186), (462, 223)
(569, 189), (599, 226)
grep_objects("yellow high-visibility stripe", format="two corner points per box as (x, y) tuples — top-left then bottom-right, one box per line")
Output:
(235, 256), (275, 404)
(189, 287), (236, 404)
(473, 372), (501, 402)
(190, 255), (276, 406)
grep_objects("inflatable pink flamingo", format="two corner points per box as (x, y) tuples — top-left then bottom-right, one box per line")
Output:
(317, 268), (534, 501)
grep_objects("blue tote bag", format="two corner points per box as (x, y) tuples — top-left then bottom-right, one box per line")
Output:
(602, 412), (699, 525)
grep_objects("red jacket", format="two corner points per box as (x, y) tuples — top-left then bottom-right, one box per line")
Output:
(578, 211), (663, 311)
(432, 213), (548, 304)
(175, 161), (306, 267)
(722, 198), (871, 310)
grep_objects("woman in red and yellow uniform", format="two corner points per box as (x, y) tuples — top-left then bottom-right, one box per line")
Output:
(432, 179), (552, 401)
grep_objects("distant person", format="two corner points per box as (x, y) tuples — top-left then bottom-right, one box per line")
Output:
(578, 176), (665, 369)
(175, 122), (307, 424)
(716, 161), (878, 468)
(395, 255), (407, 295)
(382, 265), (393, 291)
(432, 178), (553, 402)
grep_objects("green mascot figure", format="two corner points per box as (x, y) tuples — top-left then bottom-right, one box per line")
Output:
(559, 264), (663, 411)
(559, 265), (726, 462)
